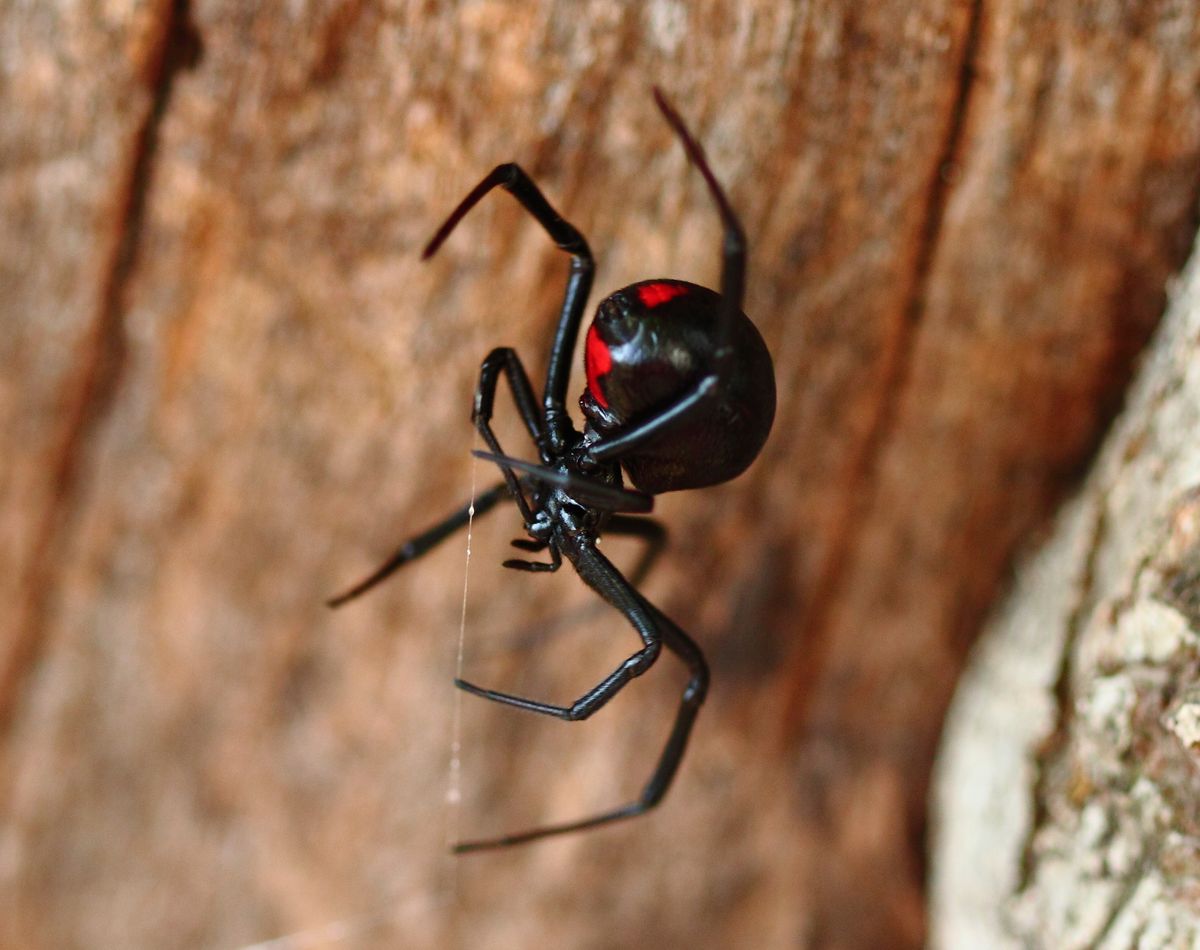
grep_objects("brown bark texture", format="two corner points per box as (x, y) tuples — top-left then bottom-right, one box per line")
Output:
(931, 235), (1200, 948)
(2, 2), (1198, 948)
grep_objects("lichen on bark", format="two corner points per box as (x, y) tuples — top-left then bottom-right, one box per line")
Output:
(932, 239), (1200, 947)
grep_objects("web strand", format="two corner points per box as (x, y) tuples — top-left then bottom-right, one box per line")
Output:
(444, 447), (477, 871)
(239, 455), (480, 949)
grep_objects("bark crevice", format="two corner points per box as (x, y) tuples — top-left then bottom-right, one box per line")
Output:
(0, 0), (202, 733)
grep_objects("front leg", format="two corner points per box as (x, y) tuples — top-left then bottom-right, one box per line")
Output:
(586, 90), (749, 466)
(422, 163), (594, 453)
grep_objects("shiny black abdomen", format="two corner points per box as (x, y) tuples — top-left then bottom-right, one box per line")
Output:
(579, 280), (775, 494)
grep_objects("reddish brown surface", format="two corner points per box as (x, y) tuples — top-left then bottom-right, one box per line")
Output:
(3, 2), (1199, 948)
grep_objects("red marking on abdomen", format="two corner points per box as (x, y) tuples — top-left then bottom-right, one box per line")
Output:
(636, 282), (688, 309)
(585, 324), (612, 408)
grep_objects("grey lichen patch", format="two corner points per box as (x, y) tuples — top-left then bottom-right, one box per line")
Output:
(1005, 778), (1188, 948)
(1078, 673), (1138, 761)
(1093, 872), (1199, 950)
(1114, 601), (1196, 667)
(1162, 684), (1200, 754)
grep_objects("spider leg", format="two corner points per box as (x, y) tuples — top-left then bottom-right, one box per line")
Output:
(472, 347), (544, 523)
(332, 343), (550, 607)
(472, 450), (653, 513)
(453, 540), (708, 853)
(502, 543), (562, 574)
(501, 516), (662, 579)
(476, 346), (543, 445)
(454, 539), (660, 721)
(327, 480), (511, 607)
(652, 87), (745, 347)
(587, 89), (747, 465)
(424, 164), (594, 453)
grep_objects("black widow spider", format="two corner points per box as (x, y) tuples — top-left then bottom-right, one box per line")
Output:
(329, 89), (775, 853)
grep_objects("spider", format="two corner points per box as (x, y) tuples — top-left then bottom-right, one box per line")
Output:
(329, 89), (775, 853)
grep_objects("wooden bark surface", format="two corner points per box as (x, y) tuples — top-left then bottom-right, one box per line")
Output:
(931, 235), (1200, 948)
(2, 2), (1199, 948)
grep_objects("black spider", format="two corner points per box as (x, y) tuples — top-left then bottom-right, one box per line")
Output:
(329, 89), (776, 852)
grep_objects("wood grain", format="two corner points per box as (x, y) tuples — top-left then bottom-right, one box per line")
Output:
(2, 1), (1198, 947)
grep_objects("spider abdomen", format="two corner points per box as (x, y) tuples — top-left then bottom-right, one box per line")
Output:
(580, 279), (776, 494)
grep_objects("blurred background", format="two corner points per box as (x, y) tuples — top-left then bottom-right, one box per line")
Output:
(3, 1), (1200, 947)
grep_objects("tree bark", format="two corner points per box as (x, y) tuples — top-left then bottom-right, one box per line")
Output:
(2, 2), (1199, 948)
(931, 235), (1200, 947)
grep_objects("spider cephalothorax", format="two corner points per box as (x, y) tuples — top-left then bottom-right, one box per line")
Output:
(330, 89), (775, 852)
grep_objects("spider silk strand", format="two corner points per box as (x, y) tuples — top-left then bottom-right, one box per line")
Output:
(444, 448), (477, 863)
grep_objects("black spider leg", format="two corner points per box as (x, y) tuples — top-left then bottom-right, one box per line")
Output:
(423, 163), (593, 455)
(326, 480), (512, 607)
(502, 545), (562, 574)
(471, 347), (545, 526)
(488, 515), (668, 660)
(454, 536), (708, 853)
(474, 350), (568, 573)
(328, 345), (546, 605)
(328, 345), (550, 605)
(587, 88), (746, 465)
(472, 450), (653, 513)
